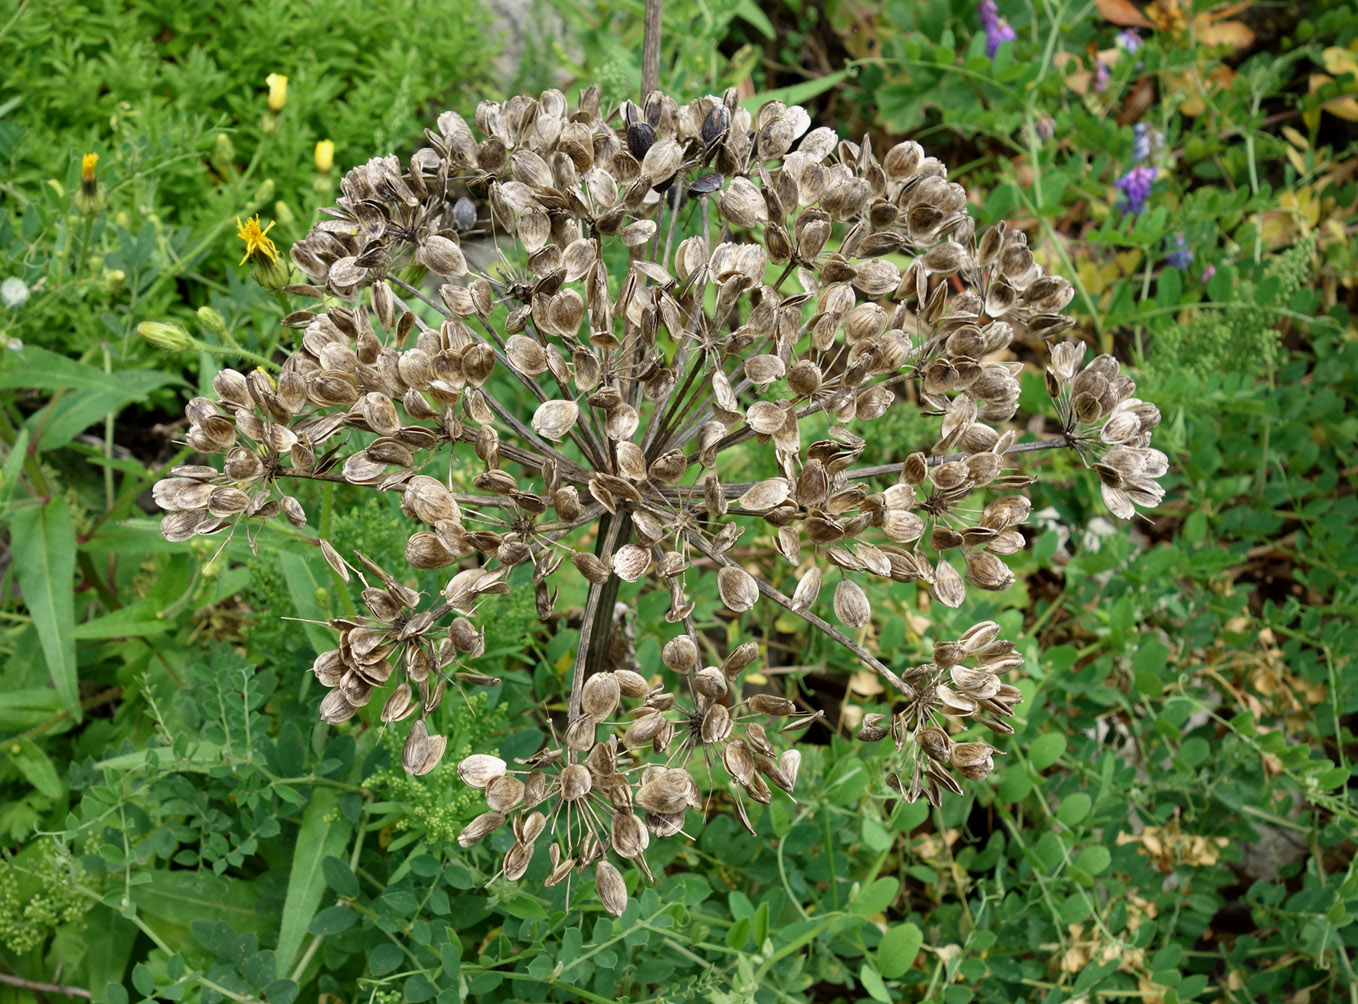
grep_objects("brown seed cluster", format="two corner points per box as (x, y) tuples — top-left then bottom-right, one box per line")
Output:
(152, 86), (1165, 912)
(455, 651), (813, 915)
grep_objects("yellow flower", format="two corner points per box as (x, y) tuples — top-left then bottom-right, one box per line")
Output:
(236, 215), (280, 266)
(76, 151), (105, 215)
(266, 73), (288, 112)
(314, 139), (334, 173)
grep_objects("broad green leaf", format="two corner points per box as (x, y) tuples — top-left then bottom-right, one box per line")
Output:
(85, 906), (139, 1004)
(276, 787), (352, 977)
(752, 900), (770, 948)
(9, 738), (62, 798)
(0, 688), (65, 731)
(94, 741), (224, 772)
(11, 497), (79, 719)
(877, 922), (923, 978)
(71, 600), (173, 640)
(134, 870), (266, 945)
(0, 348), (174, 451)
(277, 551), (336, 655)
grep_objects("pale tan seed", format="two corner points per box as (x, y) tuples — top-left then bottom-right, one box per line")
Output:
(717, 565), (758, 613)
(595, 860), (628, 917)
(833, 577), (871, 629)
(582, 672), (621, 721)
(486, 774), (526, 812)
(457, 753), (508, 789)
(458, 811), (506, 848)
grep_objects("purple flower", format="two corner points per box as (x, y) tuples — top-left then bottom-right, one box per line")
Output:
(1131, 122), (1162, 163)
(1093, 58), (1111, 93)
(1202, 264), (1216, 287)
(978, 0), (1016, 59)
(1118, 29), (1142, 53)
(1165, 233), (1193, 269)
(1114, 165), (1156, 215)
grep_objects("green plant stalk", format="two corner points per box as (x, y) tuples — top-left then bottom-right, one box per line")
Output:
(188, 335), (278, 371)
(73, 213), (95, 279)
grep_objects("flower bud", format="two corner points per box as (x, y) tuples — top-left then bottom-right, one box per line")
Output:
(137, 321), (193, 353)
(196, 306), (228, 337)
(266, 73), (288, 112)
(314, 139), (335, 173)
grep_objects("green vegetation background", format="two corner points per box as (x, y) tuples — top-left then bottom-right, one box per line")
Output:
(0, 0), (1355, 1002)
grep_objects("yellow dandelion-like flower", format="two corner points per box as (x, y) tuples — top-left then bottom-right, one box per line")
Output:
(236, 215), (280, 266)
(76, 151), (105, 215)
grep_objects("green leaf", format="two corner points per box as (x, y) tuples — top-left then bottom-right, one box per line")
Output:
(726, 915), (751, 949)
(733, 0), (775, 37)
(499, 894), (548, 921)
(11, 497), (79, 719)
(277, 552), (337, 655)
(851, 877), (899, 916)
(860, 962), (892, 1003)
(753, 900), (769, 948)
(743, 69), (854, 114)
(276, 787), (353, 977)
(134, 871), (266, 945)
(403, 974), (438, 1003)
(131, 964), (155, 996)
(86, 907), (139, 1004)
(0, 425), (29, 506)
(321, 855), (360, 898)
(1057, 792), (1092, 827)
(877, 922), (923, 978)
(71, 600), (172, 640)
(0, 348), (174, 451)
(1075, 845), (1112, 876)
(0, 688), (65, 732)
(9, 738), (62, 799)
(308, 905), (356, 935)
(1029, 732), (1067, 771)
(369, 943), (403, 976)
